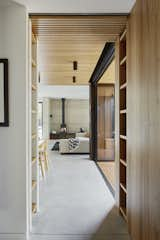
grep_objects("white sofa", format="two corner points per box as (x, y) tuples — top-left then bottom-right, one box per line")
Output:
(59, 136), (89, 154)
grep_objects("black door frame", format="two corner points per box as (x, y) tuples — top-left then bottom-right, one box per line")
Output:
(89, 42), (115, 161)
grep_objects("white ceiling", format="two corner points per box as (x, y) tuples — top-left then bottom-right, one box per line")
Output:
(38, 85), (89, 99)
(14, 0), (135, 13)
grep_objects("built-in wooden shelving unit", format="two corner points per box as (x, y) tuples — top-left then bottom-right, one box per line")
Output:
(119, 29), (127, 221)
(31, 29), (38, 219)
(29, 20), (39, 228)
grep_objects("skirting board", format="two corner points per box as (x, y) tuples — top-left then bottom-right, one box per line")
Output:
(30, 234), (92, 240)
(30, 234), (131, 240)
(0, 234), (27, 240)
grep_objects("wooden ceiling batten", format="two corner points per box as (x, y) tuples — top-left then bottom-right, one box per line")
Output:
(31, 15), (127, 85)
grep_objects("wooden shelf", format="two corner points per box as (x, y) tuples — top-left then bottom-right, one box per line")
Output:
(32, 157), (36, 165)
(32, 180), (37, 190)
(120, 56), (127, 66)
(120, 109), (127, 114)
(32, 134), (36, 139)
(120, 182), (127, 193)
(120, 135), (127, 140)
(32, 202), (37, 214)
(120, 207), (127, 221)
(120, 82), (127, 90)
(32, 84), (37, 91)
(32, 59), (37, 68)
(120, 159), (127, 167)
(120, 29), (127, 42)
(32, 33), (36, 44)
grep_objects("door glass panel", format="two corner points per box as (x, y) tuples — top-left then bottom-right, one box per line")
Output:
(97, 84), (115, 161)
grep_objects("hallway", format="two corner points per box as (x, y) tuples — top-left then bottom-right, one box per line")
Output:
(31, 149), (130, 240)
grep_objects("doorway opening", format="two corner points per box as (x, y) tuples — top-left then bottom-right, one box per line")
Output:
(28, 15), (129, 239)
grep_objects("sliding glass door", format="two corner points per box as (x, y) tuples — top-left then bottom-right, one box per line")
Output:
(97, 84), (115, 161)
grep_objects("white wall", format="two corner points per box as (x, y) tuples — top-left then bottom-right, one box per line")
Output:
(50, 99), (63, 132)
(50, 99), (89, 133)
(66, 99), (89, 132)
(39, 85), (89, 100)
(0, 1), (28, 237)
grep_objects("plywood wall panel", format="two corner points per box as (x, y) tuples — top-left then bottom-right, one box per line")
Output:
(127, 1), (160, 239)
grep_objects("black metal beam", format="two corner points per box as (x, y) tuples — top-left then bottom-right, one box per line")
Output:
(29, 13), (129, 17)
(90, 84), (97, 161)
(89, 42), (115, 85)
(89, 42), (115, 161)
(61, 98), (66, 128)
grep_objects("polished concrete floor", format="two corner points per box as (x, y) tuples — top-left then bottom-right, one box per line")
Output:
(31, 149), (130, 240)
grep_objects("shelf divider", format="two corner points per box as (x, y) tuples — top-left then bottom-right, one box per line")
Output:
(120, 207), (127, 221)
(120, 183), (127, 193)
(120, 109), (127, 114)
(120, 29), (127, 42)
(120, 56), (127, 66)
(120, 82), (127, 90)
(120, 159), (127, 167)
(120, 135), (127, 140)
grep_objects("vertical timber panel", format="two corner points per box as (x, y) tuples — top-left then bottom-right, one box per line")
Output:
(115, 39), (120, 206)
(128, 0), (160, 239)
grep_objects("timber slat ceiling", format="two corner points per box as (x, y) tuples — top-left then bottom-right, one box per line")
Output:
(31, 15), (127, 85)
